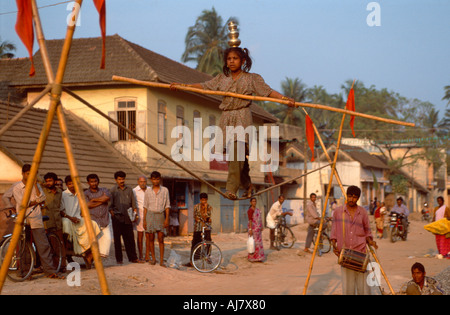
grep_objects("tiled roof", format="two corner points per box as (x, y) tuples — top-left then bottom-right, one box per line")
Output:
(339, 144), (389, 169)
(0, 101), (146, 188)
(0, 34), (277, 123)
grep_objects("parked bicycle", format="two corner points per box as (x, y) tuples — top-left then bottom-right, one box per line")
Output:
(0, 199), (63, 282)
(273, 215), (296, 250)
(191, 222), (222, 273)
(311, 217), (332, 255)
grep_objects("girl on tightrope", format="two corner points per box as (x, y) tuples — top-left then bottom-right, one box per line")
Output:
(171, 45), (294, 200)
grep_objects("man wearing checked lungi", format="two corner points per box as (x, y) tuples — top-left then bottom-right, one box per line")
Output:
(330, 185), (378, 295)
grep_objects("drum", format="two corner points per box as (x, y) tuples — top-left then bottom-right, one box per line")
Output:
(338, 248), (369, 273)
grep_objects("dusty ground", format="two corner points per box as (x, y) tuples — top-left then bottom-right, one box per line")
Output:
(1, 214), (448, 296)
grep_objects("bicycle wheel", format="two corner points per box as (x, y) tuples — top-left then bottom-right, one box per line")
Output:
(273, 227), (281, 250)
(319, 233), (331, 253)
(191, 241), (222, 273)
(47, 232), (63, 273)
(312, 231), (331, 254)
(0, 236), (35, 282)
(280, 226), (296, 248)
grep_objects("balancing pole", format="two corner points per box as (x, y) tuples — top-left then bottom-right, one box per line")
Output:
(112, 75), (415, 128)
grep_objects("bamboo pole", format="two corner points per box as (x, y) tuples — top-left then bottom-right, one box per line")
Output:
(56, 104), (110, 295)
(0, 85), (51, 138)
(0, 0), (111, 294)
(254, 163), (331, 195)
(0, 91), (60, 292)
(300, 107), (346, 197)
(367, 244), (396, 295)
(32, 0), (110, 295)
(302, 80), (355, 295)
(302, 112), (347, 295)
(112, 75), (415, 128)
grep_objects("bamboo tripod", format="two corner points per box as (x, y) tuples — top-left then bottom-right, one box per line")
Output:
(0, 0), (110, 295)
(301, 81), (395, 295)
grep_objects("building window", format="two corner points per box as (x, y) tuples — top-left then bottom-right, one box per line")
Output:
(193, 110), (201, 150)
(108, 97), (146, 142)
(116, 98), (136, 141)
(158, 100), (167, 144)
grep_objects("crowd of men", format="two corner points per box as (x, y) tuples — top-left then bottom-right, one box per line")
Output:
(2, 164), (172, 278)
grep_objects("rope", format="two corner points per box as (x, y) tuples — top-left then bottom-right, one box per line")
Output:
(62, 86), (329, 200)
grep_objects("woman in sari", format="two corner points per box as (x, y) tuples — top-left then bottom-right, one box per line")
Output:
(374, 201), (386, 238)
(247, 197), (265, 262)
(433, 196), (450, 259)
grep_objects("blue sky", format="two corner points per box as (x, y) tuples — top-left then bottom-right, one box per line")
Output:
(1, 0), (449, 118)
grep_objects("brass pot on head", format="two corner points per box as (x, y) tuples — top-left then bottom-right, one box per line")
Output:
(227, 21), (241, 47)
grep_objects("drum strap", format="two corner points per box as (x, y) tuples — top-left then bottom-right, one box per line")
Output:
(342, 211), (346, 248)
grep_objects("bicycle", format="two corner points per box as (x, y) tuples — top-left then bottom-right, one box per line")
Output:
(191, 223), (222, 273)
(311, 217), (332, 255)
(0, 199), (63, 282)
(273, 215), (296, 250)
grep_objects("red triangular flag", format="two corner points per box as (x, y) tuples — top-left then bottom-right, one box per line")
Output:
(15, 0), (35, 76)
(305, 115), (315, 161)
(346, 87), (356, 137)
(92, 0), (106, 69)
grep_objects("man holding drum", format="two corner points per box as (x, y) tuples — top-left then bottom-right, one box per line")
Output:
(330, 185), (378, 295)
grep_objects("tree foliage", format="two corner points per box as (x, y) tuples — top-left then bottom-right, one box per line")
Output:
(0, 37), (16, 59)
(182, 7), (237, 76)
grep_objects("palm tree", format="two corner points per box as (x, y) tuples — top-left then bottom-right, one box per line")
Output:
(0, 37), (16, 59)
(182, 8), (237, 76)
(443, 85), (450, 106)
(279, 77), (307, 126)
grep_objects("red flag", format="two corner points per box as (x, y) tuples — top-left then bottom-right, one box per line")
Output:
(305, 115), (315, 161)
(93, 0), (106, 69)
(346, 87), (356, 137)
(15, 0), (35, 76)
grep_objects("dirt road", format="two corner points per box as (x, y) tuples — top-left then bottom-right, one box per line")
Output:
(1, 215), (448, 295)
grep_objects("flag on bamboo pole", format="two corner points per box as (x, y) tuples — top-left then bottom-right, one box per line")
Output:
(305, 115), (315, 161)
(15, 0), (35, 76)
(93, 0), (106, 69)
(346, 87), (356, 137)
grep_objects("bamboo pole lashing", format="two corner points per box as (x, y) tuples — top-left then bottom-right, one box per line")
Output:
(111, 75), (416, 128)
